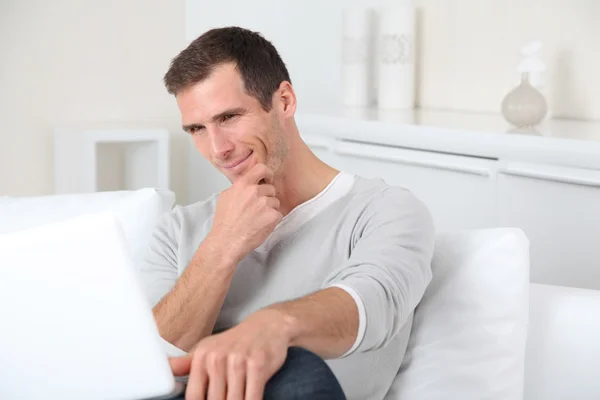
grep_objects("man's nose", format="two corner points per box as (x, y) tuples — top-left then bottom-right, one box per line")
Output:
(209, 128), (235, 159)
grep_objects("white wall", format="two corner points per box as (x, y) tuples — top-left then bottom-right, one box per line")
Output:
(186, 0), (600, 120)
(0, 0), (189, 200)
(2, 0), (597, 200)
(418, 0), (600, 120)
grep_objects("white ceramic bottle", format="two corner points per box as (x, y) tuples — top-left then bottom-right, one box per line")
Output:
(501, 41), (549, 128)
(376, 2), (415, 110)
(341, 7), (375, 107)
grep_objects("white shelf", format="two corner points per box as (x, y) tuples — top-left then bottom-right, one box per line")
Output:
(53, 125), (170, 194)
(296, 107), (600, 171)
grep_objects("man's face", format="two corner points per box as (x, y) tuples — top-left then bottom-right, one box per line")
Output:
(177, 63), (288, 183)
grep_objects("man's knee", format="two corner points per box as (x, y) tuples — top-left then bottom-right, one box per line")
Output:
(264, 347), (346, 400)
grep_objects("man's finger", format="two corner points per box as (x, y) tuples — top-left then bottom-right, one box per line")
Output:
(244, 164), (273, 185)
(169, 355), (192, 377)
(244, 360), (266, 400)
(206, 352), (227, 400)
(257, 183), (276, 198)
(186, 352), (208, 400)
(266, 197), (281, 211)
(226, 354), (246, 400)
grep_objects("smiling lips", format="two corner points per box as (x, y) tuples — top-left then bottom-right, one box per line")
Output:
(222, 151), (253, 170)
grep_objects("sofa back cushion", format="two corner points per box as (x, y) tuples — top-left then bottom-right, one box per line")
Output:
(389, 228), (530, 400)
(0, 188), (175, 266)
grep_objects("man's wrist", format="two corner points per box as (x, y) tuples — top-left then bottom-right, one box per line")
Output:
(257, 305), (302, 347)
(196, 234), (240, 273)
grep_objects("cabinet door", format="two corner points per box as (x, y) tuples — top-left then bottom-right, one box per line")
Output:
(498, 162), (600, 289)
(333, 140), (498, 231)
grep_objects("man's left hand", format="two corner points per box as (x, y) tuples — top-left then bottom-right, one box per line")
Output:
(169, 308), (294, 400)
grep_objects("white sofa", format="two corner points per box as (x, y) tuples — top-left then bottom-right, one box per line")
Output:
(1, 189), (599, 399)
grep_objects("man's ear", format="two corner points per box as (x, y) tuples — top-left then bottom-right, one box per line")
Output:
(275, 81), (297, 117)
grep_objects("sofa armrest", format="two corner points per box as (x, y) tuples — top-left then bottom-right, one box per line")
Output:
(525, 283), (600, 400)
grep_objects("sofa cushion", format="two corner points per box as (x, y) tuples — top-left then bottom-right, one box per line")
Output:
(388, 228), (530, 400)
(0, 188), (175, 266)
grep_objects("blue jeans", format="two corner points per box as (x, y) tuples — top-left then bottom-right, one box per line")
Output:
(170, 347), (346, 399)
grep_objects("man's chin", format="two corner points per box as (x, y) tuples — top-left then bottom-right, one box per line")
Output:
(220, 162), (257, 182)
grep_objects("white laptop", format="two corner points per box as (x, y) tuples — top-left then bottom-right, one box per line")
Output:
(0, 213), (185, 400)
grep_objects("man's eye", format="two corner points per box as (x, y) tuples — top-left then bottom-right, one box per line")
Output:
(190, 127), (204, 135)
(222, 114), (236, 122)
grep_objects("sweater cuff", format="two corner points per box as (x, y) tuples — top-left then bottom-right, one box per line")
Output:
(327, 283), (367, 358)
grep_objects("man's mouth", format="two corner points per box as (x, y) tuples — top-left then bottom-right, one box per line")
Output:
(222, 151), (253, 170)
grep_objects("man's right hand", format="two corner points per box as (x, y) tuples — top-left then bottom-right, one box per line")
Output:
(207, 163), (283, 264)
(153, 164), (280, 350)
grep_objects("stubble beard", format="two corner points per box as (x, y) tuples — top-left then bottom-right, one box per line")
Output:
(266, 117), (289, 180)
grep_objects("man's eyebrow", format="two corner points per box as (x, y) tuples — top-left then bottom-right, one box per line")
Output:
(182, 123), (204, 133)
(182, 107), (247, 133)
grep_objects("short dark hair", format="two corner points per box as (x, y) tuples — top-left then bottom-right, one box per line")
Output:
(163, 26), (291, 111)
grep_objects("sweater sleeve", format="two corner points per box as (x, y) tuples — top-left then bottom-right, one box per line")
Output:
(137, 207), (181, 308)
(138, 207), (194, 358)
(323, 187), (435, 356)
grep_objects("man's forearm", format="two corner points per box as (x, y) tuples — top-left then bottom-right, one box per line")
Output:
(152, 237), (237, 351)
(262, 287), (359, 359)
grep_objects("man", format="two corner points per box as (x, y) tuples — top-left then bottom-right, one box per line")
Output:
(141, 26), (435, 400)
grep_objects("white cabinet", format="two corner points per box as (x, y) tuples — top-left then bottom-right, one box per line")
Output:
(54, 127), (169, 194)
(498, 162), (600, 290)
(332, 141), (498, 231)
